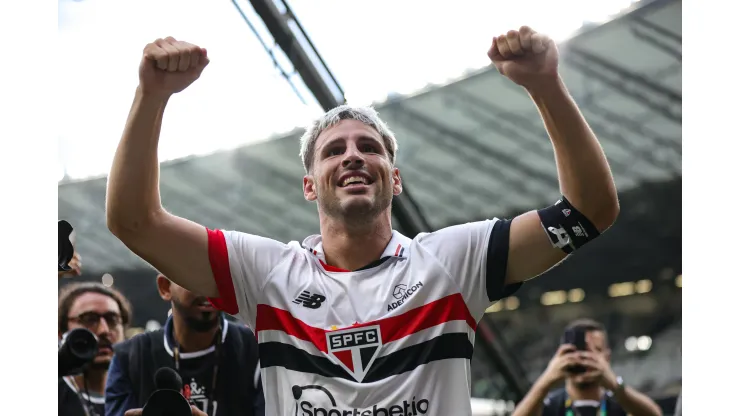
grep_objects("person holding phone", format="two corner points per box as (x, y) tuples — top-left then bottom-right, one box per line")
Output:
(512, 319), (663, 416)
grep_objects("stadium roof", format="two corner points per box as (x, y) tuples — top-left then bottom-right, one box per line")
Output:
(58, 0), (681, 275)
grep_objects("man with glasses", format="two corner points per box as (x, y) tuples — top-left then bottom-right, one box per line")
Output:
(59, 282), (132, 416)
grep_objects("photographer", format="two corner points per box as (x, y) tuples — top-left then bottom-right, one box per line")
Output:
(59, 282), (132, 416)
(105, 274), (264, 416)
(512, 319), (662, 416)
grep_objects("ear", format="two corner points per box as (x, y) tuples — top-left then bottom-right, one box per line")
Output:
(303, 175), (317, 201)
(392, 167), (403, 196)
(156, 274), (172, 302)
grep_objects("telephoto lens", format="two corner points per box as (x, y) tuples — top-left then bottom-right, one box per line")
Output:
(59, 328), (99, 377)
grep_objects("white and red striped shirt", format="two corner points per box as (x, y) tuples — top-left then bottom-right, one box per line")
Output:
(207, 219), (518, 416)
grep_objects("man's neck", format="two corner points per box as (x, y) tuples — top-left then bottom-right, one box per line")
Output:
(566, 380), (603, 401)
(172, 313), (219, 353)
(73, 370), (106, 396)
(320, 213), (393, 271)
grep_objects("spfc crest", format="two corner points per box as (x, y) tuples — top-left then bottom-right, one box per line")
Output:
(326, 325), (382, 382)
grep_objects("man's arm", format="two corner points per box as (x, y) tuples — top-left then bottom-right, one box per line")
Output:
(104, 354), (138, 416)
(582, 351), (663, 416)
(106, 38), (217, 297)
(511, 376), (552, 416)
(610, 383), (663, 416)
(488, 27), (619, 285)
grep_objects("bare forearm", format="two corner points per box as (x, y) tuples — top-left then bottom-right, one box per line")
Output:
(512, 376), (553, 416)
(529, 76), (619, 230)
(106, 88), (169, 232)
(613, 387), (663, 416)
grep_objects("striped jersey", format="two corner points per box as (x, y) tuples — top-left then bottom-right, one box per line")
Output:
(207, 218), (520, 416)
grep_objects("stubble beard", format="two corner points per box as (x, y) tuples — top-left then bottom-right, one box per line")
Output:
(318, 183), (392, 227)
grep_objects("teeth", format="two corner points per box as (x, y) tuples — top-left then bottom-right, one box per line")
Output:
(342, 176), (368, 186)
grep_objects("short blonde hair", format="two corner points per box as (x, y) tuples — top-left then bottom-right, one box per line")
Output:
(299, 105), (398, 173)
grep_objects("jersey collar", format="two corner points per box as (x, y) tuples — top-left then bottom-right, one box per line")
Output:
(303, 230), (412, 269)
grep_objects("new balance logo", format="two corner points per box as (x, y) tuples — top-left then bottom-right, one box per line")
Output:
(292, 291), (326, 309)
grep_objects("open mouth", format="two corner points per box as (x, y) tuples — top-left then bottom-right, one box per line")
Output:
(338, 174), (374, 188)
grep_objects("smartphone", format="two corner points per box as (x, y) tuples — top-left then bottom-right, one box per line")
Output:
(561, 327), (587, 374)
(562, 327), (587, 351)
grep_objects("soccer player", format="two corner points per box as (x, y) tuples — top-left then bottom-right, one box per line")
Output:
(107, 27), (619, 415)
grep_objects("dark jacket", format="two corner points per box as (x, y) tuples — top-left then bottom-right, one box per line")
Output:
(59, 377), (105, 416)
(542, 388), (627, 416)
(105, 315), (264, 416)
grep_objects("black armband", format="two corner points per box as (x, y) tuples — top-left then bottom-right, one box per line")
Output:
(537, 196), (600, 254)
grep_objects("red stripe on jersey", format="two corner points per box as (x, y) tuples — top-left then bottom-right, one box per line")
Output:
(256, 293), (476, 351)
(394, 244), (402, 256)
(378, 293), (477, 342)
(205, 228), (239, 315)
(319, 259), (350, 273)
(257, 304), (329, 352)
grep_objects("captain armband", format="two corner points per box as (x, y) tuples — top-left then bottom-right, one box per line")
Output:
(537, 196), (600, 254)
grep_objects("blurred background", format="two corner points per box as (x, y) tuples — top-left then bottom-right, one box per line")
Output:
(58, 0), (681, 414)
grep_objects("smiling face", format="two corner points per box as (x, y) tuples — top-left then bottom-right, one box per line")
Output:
(303, 119), (402, 225)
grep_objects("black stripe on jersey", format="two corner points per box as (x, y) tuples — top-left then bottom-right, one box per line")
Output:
(486, 219), (523, 302)
(364, 333), (472, 382)
(260, 342), (348, 379)
(259, 333), (473, 383)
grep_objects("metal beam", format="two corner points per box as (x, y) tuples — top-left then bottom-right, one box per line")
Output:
(443, 88), (649, 181)
(477, 317), (530, 402)
(242, 0), (345, 111)
(586, 100), (682, 159)
(629, 15), (682, 44)
(569, 47), (682, 104)
(391, 103), (559, 192)
(564, 53), (681, 124)
(629, 27), (682, 62)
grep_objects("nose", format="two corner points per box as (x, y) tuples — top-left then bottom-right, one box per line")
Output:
(341, 144), (365, 168)
(96, 316), (110, 335)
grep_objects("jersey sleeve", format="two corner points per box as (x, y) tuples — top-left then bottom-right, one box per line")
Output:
(416, 218), (522, 318)
(206, 229), (295, 326)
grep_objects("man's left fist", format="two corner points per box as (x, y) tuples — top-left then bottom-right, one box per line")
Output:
(487, 26), (559, 90)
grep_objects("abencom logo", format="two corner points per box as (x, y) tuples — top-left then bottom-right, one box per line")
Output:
(292, 384), (431, 416)
(387, 281), (423, 311)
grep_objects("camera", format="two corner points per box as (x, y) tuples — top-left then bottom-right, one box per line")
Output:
(59, 220), (75, 272)
(59, 328), (99, 377)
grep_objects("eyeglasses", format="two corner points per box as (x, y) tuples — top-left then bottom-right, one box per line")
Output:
(68, 312), (122, 330)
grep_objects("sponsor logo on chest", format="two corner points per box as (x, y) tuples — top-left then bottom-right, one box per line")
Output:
(387, 281), (423, 311)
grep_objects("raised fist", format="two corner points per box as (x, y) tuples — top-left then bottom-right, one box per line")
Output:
(139, 37), (210, 98)
(487, 26), (559, 91)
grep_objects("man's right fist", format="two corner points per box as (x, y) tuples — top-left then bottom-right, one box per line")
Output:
(139, 37), (210, 98)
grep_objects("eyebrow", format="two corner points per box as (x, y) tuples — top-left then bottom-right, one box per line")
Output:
(320, 135), (384, 151)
